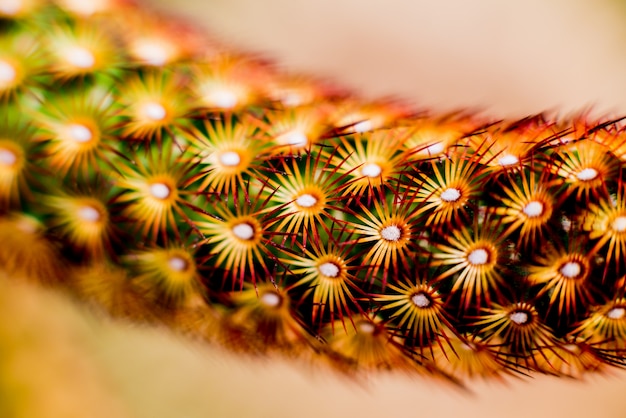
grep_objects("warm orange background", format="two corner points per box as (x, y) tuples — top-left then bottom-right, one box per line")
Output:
(3, 1), (626, 417)
(151, 0), (626, 119)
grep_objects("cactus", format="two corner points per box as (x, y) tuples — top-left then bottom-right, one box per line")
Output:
(1, 0), (626, 385)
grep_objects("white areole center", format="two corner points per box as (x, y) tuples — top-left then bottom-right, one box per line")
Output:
(141, 101), (167, 121)
(134, 40), (169, 66)
(260, 291), (281, 308)
(440, 187), (461, 202)
(560, 261), (581, 278)
(607, 307), (626, 320)
(357, 321), (376, 334)
(459, 342), (477, 351)
(509, 311), (529, 325)
(168, 256), (188, 272)
(0, 0), (21, 15)
(219, 151), (241, 167)
(612, 216), (626, 233)
(77, 205), (101, 222)
(68, 123), (93, 143)
(523, 201), (544, 218)
(353, 120), (373, 133)
(498, 154), (519, 167)
(380, 225), (401, 242)
(296, 193), (317, 208)
(467, 248), (489, 265)
(65, 46), (96, 69)
(206, 88), (237, 109)
(232, 222), (254, 240)
(149, 182), (171, 200)
(318, 262), (340, 278)
(0, 60), (16, 84)
(411, 292), (430, 308)
(282, 131), (308, 146)
(576, 167), (598, 181)
(0, 148), (17, 166)
(280, 92), (302, 107)
(62, 0), (107, 15)
(425, 142), (445, 155)
(361, 163), (382, 178)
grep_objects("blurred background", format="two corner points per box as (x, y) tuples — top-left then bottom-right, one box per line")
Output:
(3, 0), (626, 417)
(150, 0), (626, 119)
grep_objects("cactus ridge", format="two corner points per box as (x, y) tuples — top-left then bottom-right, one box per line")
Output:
(1, 0), (626, 383)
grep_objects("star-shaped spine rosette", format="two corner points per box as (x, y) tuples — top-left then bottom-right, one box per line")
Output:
(71, 262), (157, 320)
(126, 31), (185, 68)
(582, 179), (626, 276)
(545, 114), (590, 146)
(322, 315), (416, 372)
(493, 167), (558, 249)
(263, 73), (342, 108)
(111, 7), (208, 68)
(42, 188), (117, 261)
(532, 338), (606, 377)
(250, 105), (329, 156)
(30, 88), (120, 179)
(426, 332), (508, 380)
(0, 109), (40, 209)
(572, 298), (626, 349)
(192, 55), (268, 112)
(527, 241), (595, 320)
(413, 152), (485, 230)
(227, 282), (315, 351)
(184, 113), (273, 204)
(45, 20), (125, 82)
(0, 212), (66, 284)
(0, 29), (49, 102)
(475, 301), (557, 369)
(195, 186), (281, 289)
(328, 129), (409, 202)
(550, 140), (619, 202)
(467, 116), (556, 174)
(281, 224), (363, 328)
(328, 99), (412, 135)
(346, 187), (422, 286)
(401, 115), (475, 161)
(125, 244), (203, 307)
(118, 69), (194, 146)
(594, 123), (626, 163)
(113, 141), (198, 242)
(374, 275), (456, 352)
(263, 149), (353, 247)
(429, 214), (510, 312)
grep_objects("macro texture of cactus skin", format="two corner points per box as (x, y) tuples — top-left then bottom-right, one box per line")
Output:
(1, 0), (626, 385)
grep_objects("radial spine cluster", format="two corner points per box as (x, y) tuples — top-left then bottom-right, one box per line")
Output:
(1, 0), (626, 384)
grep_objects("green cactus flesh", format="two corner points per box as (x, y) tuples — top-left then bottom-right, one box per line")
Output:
(1, 0), (626, 383)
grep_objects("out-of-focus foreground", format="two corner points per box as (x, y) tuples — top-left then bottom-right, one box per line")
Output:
(2, 275), (626, 418)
